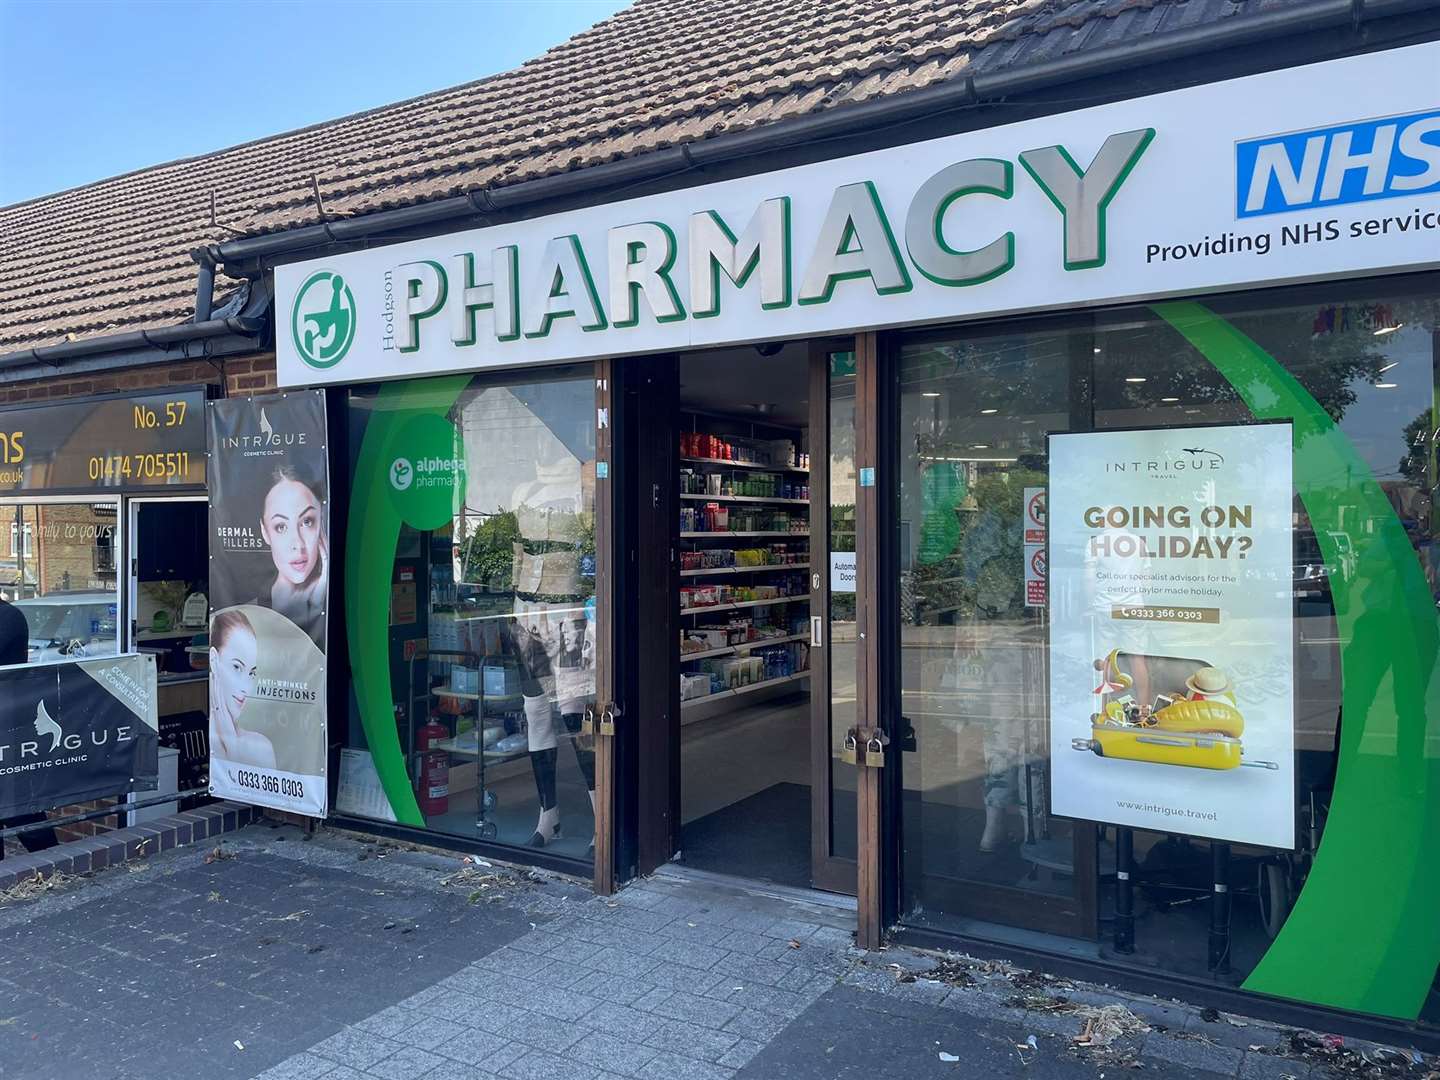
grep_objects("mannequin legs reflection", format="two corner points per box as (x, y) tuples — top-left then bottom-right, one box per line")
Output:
(509, 608), (596, 849)
(980, 713), (1023, 852)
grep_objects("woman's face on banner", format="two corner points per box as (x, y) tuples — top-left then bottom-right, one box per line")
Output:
(262, 479), (323, 585)
(212, 625), (257, 723)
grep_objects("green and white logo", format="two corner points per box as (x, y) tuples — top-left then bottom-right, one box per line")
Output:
(291, 270), (356, 369)
(385, 413), (464, 530)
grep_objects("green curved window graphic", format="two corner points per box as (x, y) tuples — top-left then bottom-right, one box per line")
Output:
(1156, 301), (1440, 1020)
(345, 375), (471, 828)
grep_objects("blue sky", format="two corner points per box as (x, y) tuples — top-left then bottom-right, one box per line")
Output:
(0, 0), (630, 206)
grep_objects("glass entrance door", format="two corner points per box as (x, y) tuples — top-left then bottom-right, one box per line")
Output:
(810, 343), (859, 893)
(892, 323), (1097, 937)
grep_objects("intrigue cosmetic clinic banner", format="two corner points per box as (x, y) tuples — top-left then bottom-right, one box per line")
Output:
(0, 654), (159, 818)
(206, 392), (329, 817)
(1047, 423), (1295, 848)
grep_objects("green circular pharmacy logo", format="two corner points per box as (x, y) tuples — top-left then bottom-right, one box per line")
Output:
(290, 270), (356, 369)
(386, 414), (465, 530)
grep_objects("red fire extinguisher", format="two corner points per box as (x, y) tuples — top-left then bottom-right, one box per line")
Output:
(416, 717), (450, 816)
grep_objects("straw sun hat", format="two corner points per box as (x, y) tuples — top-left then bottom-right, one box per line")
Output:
(1185, 666), (1232, 697)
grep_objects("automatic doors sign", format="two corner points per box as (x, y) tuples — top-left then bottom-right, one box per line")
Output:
(0, 654), (159, 818)
(273, 45), (1440, 388)
(206, 392), (330, 817)
(1046, 424), (1296, 849)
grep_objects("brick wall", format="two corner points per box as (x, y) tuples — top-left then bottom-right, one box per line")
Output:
(0, 353), (276, 405)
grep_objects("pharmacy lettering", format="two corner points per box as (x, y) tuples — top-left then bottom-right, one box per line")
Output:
(206, 392), (330, 818)
(0, 654), (159, 818)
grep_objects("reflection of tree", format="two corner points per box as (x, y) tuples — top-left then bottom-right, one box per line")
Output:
(907, 463), (1045, 623)
(1400, 408), (1438, 488)
(460, 512), (519, 589)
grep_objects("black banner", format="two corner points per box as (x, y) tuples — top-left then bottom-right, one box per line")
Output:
(206, 392), (329, 817)
(0, 654), (159, 818)
(0, 388), (206, 495)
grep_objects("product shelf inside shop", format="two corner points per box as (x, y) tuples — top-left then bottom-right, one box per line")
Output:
(681, 595), (809, 615)
(681, 530), (804, 538)
(680, 562), (809, 577)
(679, 493), (810, 505)
(680, 632), (808, 662)
(433, 730), (585, 761)
(679, 671), (811, 711)
(681, 456), (808, 474)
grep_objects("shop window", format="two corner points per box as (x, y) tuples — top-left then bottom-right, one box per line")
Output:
(0, 500), (121, 666)
(893, 277), (1439, 1025)
(342, 366), (597, 862)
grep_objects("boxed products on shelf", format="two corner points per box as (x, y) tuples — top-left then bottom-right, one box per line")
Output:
(450, 666), (480, 694)
(680, 507), (806, 533)
(680, 673), (712, 700)
(679, 574), (808, 610)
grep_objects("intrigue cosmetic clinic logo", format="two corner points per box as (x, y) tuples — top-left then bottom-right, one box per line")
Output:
(291, 270), (357, 369)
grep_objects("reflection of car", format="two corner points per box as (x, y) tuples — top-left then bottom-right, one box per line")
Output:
(14, 592), (119, 664)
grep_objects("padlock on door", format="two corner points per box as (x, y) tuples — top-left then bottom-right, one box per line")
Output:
(864, 734), (887, 768)
(598, 701), (621, 737)
(840, 730), (858, 766)
(581, 704), (596, 736)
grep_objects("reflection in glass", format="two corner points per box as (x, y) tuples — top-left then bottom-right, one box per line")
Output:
(896, 329), (1079, 932)
(346, 368), (596, 862)
(896, 281), (1440, 1021)
(0, 501), (121, 665)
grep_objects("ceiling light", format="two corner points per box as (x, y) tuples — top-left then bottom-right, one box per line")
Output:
(1183, 408), (1201, 414)
(980, 408), (998, 414)
(921, 391), (941, 398)
(1373, 324), (1402, 336)
(1093, 347), (1103, 354)
(971, 444), (989, 450)
(1125, 377), (1147, 384)
(1160, 397), (1180, 403)
(1375, 382), (1397, 389)
(1378, 361), (1399, 374)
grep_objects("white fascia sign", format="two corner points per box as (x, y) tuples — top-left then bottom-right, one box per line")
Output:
(276, 43), (1440, 388)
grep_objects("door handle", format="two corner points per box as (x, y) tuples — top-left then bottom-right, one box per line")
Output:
(810, 616), (823, 647)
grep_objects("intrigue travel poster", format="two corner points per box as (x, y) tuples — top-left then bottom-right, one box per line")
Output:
(1047, 423), (1295, 849)
(206, 392), (329, 817)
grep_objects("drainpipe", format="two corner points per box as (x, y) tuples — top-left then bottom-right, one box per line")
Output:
(193, 248), (216, 323)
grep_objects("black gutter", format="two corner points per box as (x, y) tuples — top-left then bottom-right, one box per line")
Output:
(1, 315), (263, 369)
(206, 0), (1435, 270)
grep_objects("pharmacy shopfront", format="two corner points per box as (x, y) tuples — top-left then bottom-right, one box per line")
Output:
(270, 46), (1439, 1034)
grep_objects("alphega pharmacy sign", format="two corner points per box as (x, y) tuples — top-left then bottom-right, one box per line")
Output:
(276, 44), (1440, 388)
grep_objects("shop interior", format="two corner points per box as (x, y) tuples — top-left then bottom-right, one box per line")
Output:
(129, 498), (211, 803)
(674, 344), (815, 889)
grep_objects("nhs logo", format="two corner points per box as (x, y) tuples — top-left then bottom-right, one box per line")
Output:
(1236, 109), (1440, 218)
